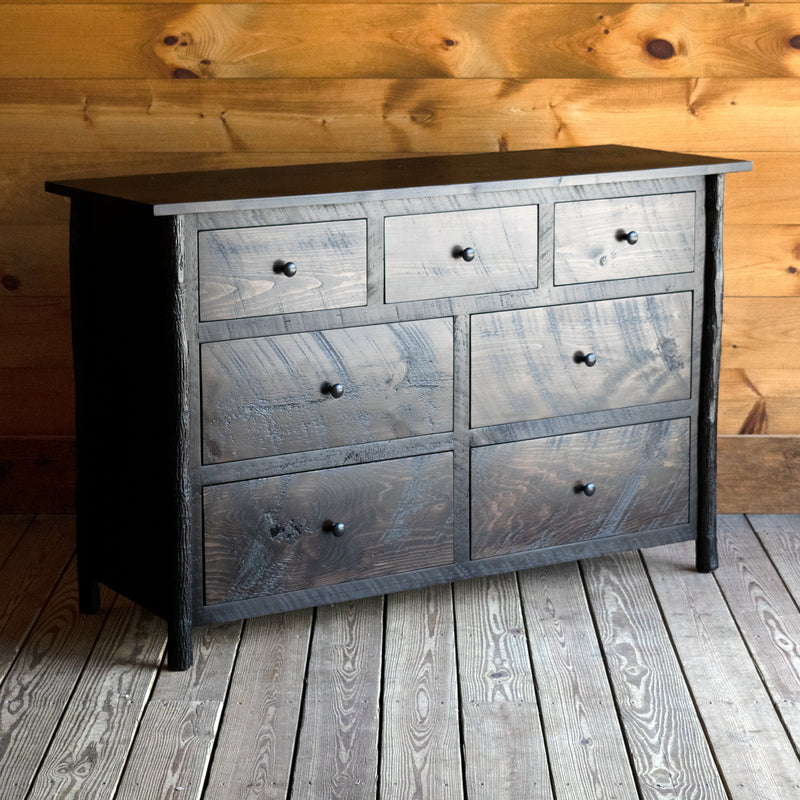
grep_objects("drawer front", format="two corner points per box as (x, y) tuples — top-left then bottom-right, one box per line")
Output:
(202, 318), (454, 463)
(554, 192), (695, 284)
(385, 205), (538, 302)
(471, 419), (690, 559)
(199, 219), (367, 320)
(471, 292), (692, 428)
(203, 452), (454, 604)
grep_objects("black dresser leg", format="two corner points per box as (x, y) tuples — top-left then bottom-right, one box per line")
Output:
(696, 514), (719, 573)
(167, 618), (194, 671)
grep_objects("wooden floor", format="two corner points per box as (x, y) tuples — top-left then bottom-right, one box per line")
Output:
(2, 515), (800, 799)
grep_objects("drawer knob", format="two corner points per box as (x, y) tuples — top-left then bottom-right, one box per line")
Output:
(578, 482), (596, 497)
(275, 261), (297, 278)
(575, 351), (597, 367)
(456, 246), (476, 262)
(323, 382), (345, 399)
(324, 521), (346, 537)
(619, 230), (639, 246)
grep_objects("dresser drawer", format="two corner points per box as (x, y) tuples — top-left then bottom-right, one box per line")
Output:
(471, 292), (692, 428)
(471, 419), (690, 559)
(198, 219), (367, 320)
(203, 452), (454, 604)
(554, 192), (695, 284)
(385, 205), (538, 302)
(202, 318), (454, 463)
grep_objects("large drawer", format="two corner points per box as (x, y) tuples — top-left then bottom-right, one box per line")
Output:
(471, 419), (690, 559)
(385, 205), (538, 302)
(471, 292), (692, 428)
(554, 192), (696, 284)
(203, 452), (454, 604)
(202, 318), (454, 463)
(198, 219), (367, 320)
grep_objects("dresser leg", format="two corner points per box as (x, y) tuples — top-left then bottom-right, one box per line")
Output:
(167, 618), (194, 671)
(78, 571), (101, 614)
(696, 520), (719, 573)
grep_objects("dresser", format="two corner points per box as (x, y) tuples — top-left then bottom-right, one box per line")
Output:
(47, 146), (750, 670)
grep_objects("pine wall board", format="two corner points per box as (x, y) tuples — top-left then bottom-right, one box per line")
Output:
(1, 2), (798, 511)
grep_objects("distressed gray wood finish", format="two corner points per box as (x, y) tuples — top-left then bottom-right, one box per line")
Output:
(201, 318), (454, 463)
(554, 191), (696, 284)
(47, 147), (749, 668)
(203, 452), (454, 604)
(199, 219), (367, 321)
(471, 419), (690, 558)
(384, 204), (538, 302)
(471, 292), (693, 428)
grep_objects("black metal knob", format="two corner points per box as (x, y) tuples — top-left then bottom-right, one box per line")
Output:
(576, 352), (597, 367)
(619, 230), (639, 245)
(323, 382), (344, 398)
(325, 521), (346, 537)
(578, 483), (596, 497)
(276, 261), (297, 277)
(456, 246), (476, 262)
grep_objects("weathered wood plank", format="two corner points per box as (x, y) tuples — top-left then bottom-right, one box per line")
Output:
(643, 538), (800, 799)
(291, 598), (382, 799)
(114, 622), (241, 800)
(747, 514), (800, 619)
(203, 609), (313, 800)
(0, 513), (31, 564)
(717, 436), (800, 514)
(383, 584), (463, 799)
(582, 552), (727, 800)
(714, 515), (800, 749)
(518, 563), (639, 800)
(25, 596), (166, 800)
(2, 80), (800, 156)
(453, 573), (552, 800)
(718, 368), (800, 435)
(2, 6), (800, 79)
(0, 515), (75, 679)
(0, 559), (112, 800)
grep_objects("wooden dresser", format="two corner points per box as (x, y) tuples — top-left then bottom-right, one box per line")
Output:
(47, 147), (750, 669)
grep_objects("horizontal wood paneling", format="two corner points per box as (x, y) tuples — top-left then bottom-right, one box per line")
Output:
(721, 297), (800, 369)
(3, 5), (800, 79)
(719, 368), (800, 436)
(724, 225), (800, 297)
(2, 78), (800, 154)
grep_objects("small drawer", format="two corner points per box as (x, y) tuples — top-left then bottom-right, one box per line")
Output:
(198, 219), (367, 321)
(471, 419), (690, 559)
(554, 192), (695, 284)
(385, 205), (538, 303)
(202, 318), (454, 464)
(203, 452), (454, 604)
(471, 292), (692, 428)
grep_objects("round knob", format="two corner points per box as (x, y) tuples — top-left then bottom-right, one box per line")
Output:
(278, 261), (297, 277)
(621, 231), (639, 245)
(457, 246), (476, 262)
(579, 483), (596, 497)
(576, 352), (597, 367)
(323, 382), (344, 399)
(325, 521), (346, 537)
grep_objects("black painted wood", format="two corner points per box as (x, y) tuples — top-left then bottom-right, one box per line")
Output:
(49, 148), (749, 669)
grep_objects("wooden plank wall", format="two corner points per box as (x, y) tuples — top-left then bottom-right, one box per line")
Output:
(1, 2), (799, 512)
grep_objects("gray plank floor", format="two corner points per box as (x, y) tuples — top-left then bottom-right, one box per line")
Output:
(1, 514), (800, 800)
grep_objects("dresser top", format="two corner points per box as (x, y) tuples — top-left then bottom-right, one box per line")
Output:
(46, 145), (750, 217)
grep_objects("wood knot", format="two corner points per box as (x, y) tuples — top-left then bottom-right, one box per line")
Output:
(646, 39), (676, 60)
(172, 68), (200, 79)
(2, 274), (20, 291)
(790, 35), (800, 50)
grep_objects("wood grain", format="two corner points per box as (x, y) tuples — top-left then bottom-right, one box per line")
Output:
(644, 538), (800, 799)
(203, 609), (313, 800)
(203, 453), (454, 603)
(714, 515), (800, 747)
(0, 513), (31, 564)
(724, 224), (800, 297)
(471, 293), (693, 427)
(292, 598), (382, 799)
(718, 367), (800, 435)
(582, 552), (727, 800)
(201, 318), (454, 462)
(453, 573), (552, 800)
(3, 6), (800, 79)
(749, 514), (800, 607)
(518, 562), (639, 800)
(383, 584), (463, 799)
(721, 296), (800, 369)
